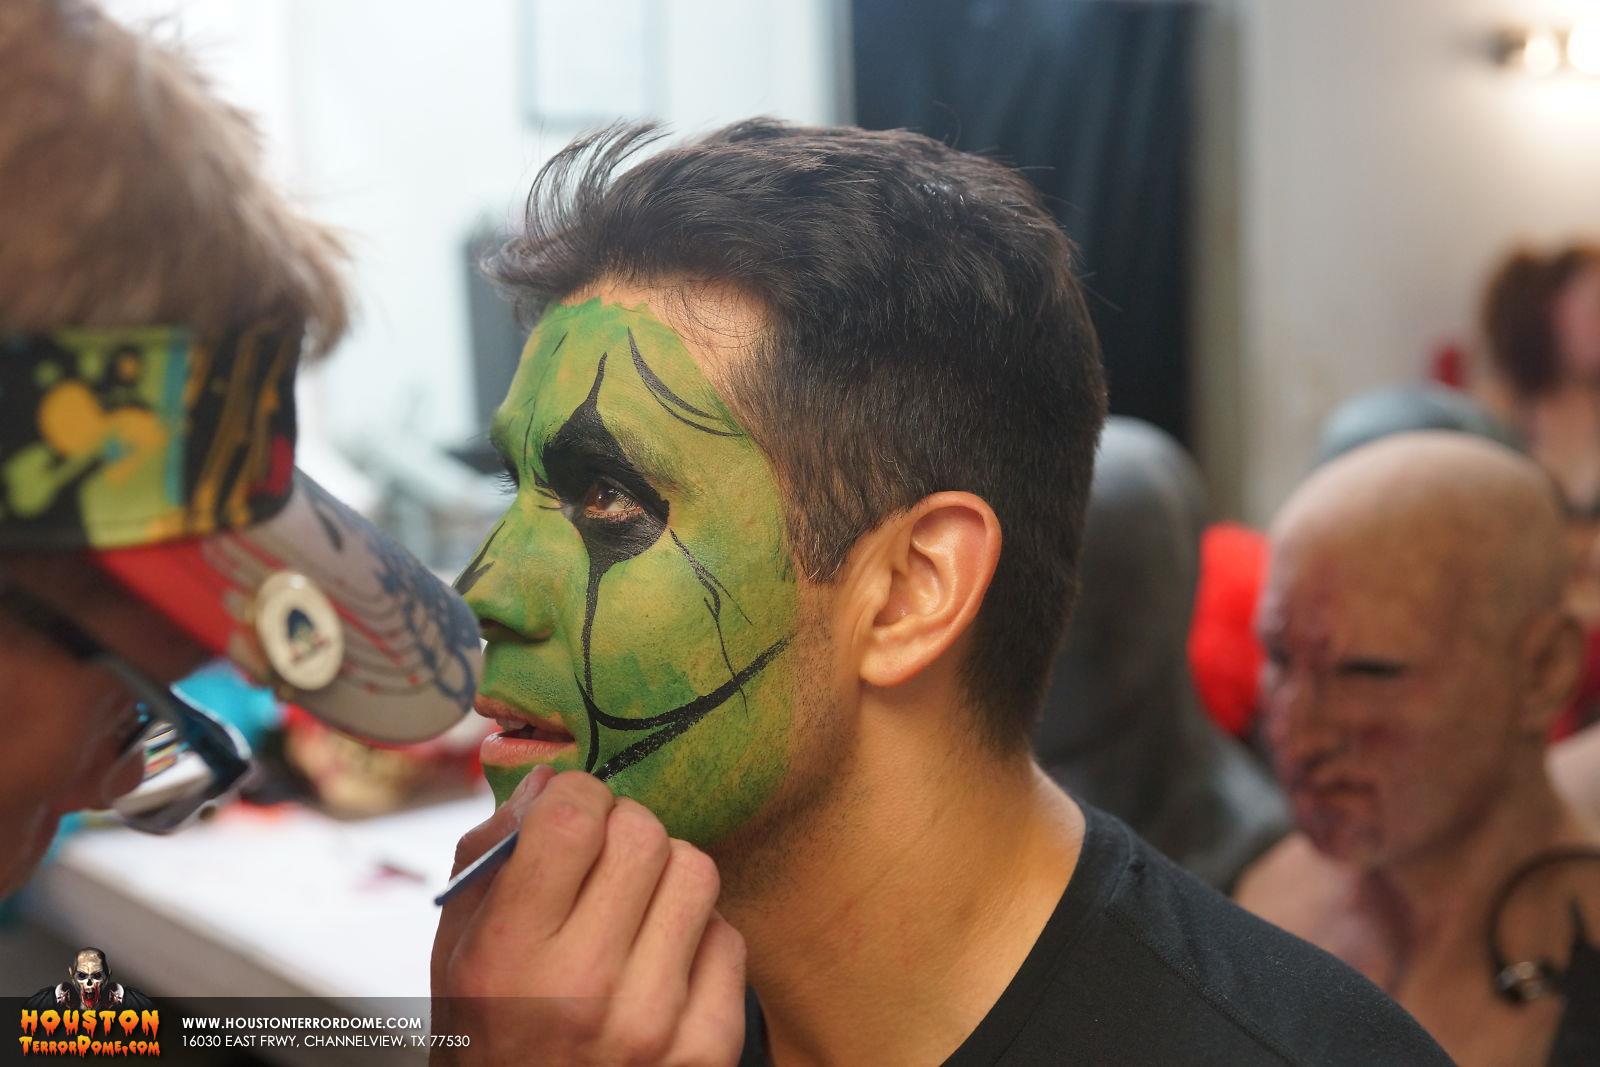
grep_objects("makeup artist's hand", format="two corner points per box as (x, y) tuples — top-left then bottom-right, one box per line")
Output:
(431, 768), (747, 1066)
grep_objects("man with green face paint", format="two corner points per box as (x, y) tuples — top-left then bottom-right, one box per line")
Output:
(433, 123), (1450, 1066)
(470, 297), (797, 844)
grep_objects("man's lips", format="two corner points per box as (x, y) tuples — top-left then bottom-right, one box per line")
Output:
(1289, 773), (1374, 802)
(475, 695), (578, 767)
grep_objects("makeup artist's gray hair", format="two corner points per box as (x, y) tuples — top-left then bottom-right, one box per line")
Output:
(0, 0), (348, 354)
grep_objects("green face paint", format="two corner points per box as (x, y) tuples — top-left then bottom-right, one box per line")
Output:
(460, 298), (797, 844)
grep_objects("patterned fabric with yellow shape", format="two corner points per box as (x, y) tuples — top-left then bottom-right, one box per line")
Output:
(0, 326), (300, 550)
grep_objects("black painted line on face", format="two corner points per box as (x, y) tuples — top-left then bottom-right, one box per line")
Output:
(628, 329), (742, 438)
(519, 331), (568, 478)
(568, 351), (613, 699)
(670, 530), (753, 717)
(454, 521), (504, 595)
(671, 530), (754, 626)
(582, 566), (602, 697)
(584, 634), (791, 781)
(521, 406), (539, 486)
(583, 634), (791, 734)
(709, 595), (749, 718)
(541, 351), (670, 771)
(521, 327), (784, 782)
(585, 709), (601, 775)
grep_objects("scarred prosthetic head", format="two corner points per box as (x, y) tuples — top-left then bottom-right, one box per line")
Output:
(71, 949), (107, 1008)
(460, 294), (797, 843)
(1259, 433), (1579, 867)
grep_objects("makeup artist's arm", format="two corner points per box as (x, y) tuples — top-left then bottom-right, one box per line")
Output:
(431, 767), (747, 1066)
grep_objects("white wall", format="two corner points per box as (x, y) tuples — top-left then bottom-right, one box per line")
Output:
(105, 0), (842, 461)
(1218, 0), (1600, 522)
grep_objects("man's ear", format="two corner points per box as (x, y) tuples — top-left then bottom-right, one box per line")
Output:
(1519, 610), (1584, 736)
(844, 492), (1002, 690)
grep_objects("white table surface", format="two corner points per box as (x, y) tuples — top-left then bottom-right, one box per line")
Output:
(19, 790), (492, 1004)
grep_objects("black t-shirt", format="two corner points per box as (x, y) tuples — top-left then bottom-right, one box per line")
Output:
(742, 804), (1451, 1065)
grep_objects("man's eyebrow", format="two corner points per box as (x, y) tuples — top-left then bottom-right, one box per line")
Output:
(606, 419), (682, 489)
(487, 410), (516, 456)
(537, 415), (681, 495)
(486, 417), (523, 475)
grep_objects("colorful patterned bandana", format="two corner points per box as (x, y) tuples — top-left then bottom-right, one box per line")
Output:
(0, 325), (479, 743)
(0, 326), (298, 551)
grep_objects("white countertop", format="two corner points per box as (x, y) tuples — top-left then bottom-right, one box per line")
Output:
(19, 790), (492, 1004)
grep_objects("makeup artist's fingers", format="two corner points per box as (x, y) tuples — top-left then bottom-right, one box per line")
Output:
(432, 766), (554, 996)
(474, 770), (616, 945)
(430, 768), (746, 1066)
(563, 797), (673, 971)
(448, 766), (553, 877)
(618, 839), (722, 1000)
(666, 913), (747, 1067)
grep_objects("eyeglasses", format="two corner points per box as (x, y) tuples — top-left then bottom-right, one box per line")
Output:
(0, 583), (252, 834)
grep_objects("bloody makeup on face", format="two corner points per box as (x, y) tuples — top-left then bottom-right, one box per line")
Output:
(72, 951), (105, 1008)
(1257, 538), (1520, 867)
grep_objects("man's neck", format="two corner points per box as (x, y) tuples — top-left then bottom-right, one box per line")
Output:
(722, 711), (1084, 1067)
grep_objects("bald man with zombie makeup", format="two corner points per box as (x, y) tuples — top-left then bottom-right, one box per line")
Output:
(1237, 433), (1600, 1066)
(432, 123), (1448, 1065)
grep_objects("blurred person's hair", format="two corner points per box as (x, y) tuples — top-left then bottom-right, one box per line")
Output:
(1482, 243), (1600, 397)
(0, 0), (347, 352)
(1315, 385), (1522, 467)
(487, 119), (1107, 750)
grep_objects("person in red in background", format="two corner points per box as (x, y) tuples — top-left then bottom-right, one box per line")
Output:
(1473, 245), (1600, 738)
(1477, 245), (1600, 532)
(1189, 521), (1270, 740)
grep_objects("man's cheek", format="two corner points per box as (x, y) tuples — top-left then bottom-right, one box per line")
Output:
(484, 757), (583, 808)
(484, 764), (525, 808)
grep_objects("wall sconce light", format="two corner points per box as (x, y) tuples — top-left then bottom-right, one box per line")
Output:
(1569, 21), (1600, 76)
(1493, 21), (1600, 76)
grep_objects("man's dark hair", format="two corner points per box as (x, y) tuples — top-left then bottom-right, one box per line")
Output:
(487, 119), (1107, 748)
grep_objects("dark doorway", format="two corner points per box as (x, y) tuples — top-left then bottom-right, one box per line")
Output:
(853, 0), (1198, 443)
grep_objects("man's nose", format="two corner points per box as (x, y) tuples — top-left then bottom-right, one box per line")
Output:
(457, 520), (559, 644)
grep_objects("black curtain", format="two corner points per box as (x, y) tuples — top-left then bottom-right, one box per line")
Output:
(853, 0), (1197, 443)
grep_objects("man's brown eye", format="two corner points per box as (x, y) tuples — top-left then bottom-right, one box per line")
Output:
(581, 482), (643, 521)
